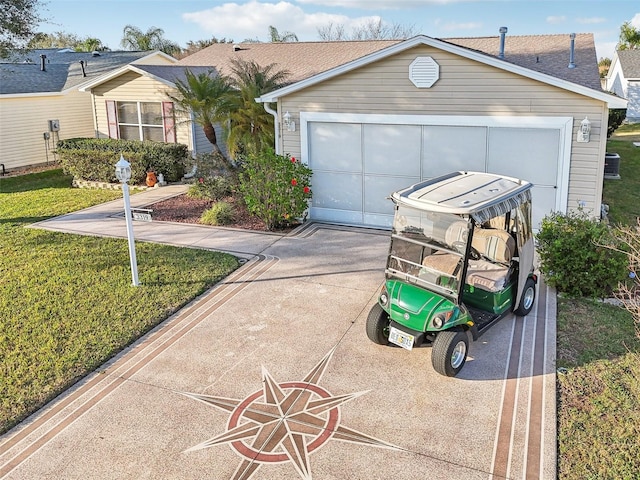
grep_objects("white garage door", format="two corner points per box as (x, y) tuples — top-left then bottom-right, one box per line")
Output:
(303, 113), (572, 228)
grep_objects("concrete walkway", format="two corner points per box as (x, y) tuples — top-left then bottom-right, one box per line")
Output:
(1, 187), (557, 479)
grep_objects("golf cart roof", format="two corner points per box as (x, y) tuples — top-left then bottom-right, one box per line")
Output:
(392, 171), (532, 224)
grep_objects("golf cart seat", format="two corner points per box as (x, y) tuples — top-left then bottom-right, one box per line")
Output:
(421, 223), (516, 292)
(466, 229), (516, 292)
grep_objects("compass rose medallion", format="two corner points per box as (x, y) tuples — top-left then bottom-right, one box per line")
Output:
(182, 348), (400, 479)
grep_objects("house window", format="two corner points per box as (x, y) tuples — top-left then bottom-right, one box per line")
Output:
(116, 102), (164, 142)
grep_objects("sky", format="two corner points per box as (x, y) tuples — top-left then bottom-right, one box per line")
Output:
(37, 0), (640, 60)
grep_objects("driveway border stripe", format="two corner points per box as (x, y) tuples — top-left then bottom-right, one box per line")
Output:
(0, 255), (278, 476)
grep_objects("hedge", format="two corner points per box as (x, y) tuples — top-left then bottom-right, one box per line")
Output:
(56, 138), (189, 184)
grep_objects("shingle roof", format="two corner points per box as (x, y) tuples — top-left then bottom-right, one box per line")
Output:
(444, 33), (602, 90)
(177, 40), (400, 83)
(178, 34), (602, 92)
(616, 49), (640, 79)
(133, 65), (215, 85)
(0, 49), (156, 95)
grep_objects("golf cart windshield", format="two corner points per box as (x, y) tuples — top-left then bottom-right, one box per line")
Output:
(387, 205), (469, 299)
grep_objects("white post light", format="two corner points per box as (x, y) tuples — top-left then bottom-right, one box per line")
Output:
(115, 155), (139, 286)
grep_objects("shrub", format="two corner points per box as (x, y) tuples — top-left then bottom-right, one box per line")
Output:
(56, 138), (188, 184)
(610, 220), (640, 340)
(189, 151), (235, 179)
(607, 108), (627, 138)
(239, 149), (312, 230)
(536, 210), (627, 298)
(187, 176), (232, 201)
(200, 201), (235, 225)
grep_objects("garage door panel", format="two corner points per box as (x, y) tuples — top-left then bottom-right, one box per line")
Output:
(311, 207), (363, 225)
(364, 175), (420, 215)
(306, 118), (562, 230)
(422, 126), (487, 178)
(487, 128), (559, 186)
(311, 172), (362, 211)
(309, 122), (361, 172)
(363, 124), (421, 176)
(531, 185), (557, 228)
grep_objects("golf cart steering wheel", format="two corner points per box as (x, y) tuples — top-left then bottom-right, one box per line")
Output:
(452, 241), (481, 260)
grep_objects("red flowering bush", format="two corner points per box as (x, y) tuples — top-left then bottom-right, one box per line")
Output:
(239, 149), (312, 230)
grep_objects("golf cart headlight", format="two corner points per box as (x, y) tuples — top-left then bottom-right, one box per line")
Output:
(432, 310), (454, 329)
(379, 286), (389, 306)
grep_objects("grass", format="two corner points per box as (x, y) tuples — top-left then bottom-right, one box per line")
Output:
(557, 124), (640, 479)
(0, 169), (239, 433)
(556, 299), (640, 480)
(604, 123), (640, 226)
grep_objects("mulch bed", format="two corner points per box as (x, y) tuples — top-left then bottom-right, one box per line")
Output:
(149, 193), (279, 232)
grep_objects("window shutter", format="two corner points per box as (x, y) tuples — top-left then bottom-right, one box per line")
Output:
(106, 100), (119, 139)
(162, 101), (176, 143)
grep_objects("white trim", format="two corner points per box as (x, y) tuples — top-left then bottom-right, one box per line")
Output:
(79, 64), (178, 92)
(300, 111), (572, 215)
(257, 35), (627, 109)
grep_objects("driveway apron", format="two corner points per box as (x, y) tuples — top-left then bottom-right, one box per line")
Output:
(2, 191), (557, 479)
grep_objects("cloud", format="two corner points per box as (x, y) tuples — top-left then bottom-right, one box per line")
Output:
(183, 1), (375, 41)
(295, 0), (465, 8)
(576, 17), (606, 25)
(546, 16), (566, 25)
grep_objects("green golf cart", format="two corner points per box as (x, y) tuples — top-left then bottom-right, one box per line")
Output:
(366, 171), (537, 377)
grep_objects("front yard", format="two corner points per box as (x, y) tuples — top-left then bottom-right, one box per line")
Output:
(556, 123), (640, 479)
(0, 169), (239, 433)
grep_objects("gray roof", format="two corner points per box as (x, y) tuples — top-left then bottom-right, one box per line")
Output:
(0, 49), (155, 95)
(617, 49), (640, 79)
(133, 65), (215, 85)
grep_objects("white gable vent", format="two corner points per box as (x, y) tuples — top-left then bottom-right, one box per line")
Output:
(409, 56), (439, 88)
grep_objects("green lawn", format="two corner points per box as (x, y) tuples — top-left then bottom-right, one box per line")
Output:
(0, 169), (239, 433)
(604, 124), (640, 225)
(556, 299), (640, 480)
(557, 125), (640, 479)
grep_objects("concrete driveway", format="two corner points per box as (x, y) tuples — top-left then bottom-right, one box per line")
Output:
(1, 190), (557, 479)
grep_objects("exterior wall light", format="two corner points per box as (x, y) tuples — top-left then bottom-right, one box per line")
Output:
(283, 111), (295, 132)
(115, 154), (139, 286)
(576, 116), (591, 143)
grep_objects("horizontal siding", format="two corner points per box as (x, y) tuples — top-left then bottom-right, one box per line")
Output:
(281, 43), (609, 217)
(0, 90), (94, 170)
(92, 72), (193, 149)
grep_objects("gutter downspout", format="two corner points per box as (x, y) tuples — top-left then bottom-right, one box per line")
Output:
(260, 100), (280, 155)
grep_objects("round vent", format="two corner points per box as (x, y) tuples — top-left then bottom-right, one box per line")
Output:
(409, 56), (439, 88)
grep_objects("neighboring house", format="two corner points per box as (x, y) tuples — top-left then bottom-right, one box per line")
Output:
(0, 49), (176, 171)
(82, 33), (626, 228)
(605, 49), (640, 122)
(78, 64), (222, 157)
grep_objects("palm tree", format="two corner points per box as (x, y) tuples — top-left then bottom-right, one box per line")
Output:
(268, 25), (298, 43)
(618, 21), (640, 50)
(168, 69), (235, 167)
(225, 59), (290, 157)
(120, 25), (181, 55)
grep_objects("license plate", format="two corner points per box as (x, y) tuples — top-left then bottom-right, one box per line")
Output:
(389, 327), (414, 351)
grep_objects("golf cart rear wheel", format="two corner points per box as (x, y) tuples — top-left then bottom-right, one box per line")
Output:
(514, 278), (536, 316)
(431, 330), (469, 377)
(366, 303), (390, 345)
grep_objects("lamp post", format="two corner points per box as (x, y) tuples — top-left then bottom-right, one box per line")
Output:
(115, 155), (139, 286)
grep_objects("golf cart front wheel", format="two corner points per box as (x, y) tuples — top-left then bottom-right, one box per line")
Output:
(514, 278), (537, 316)
(431, 330), (469, 377)
(366, 303), (390, 345)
